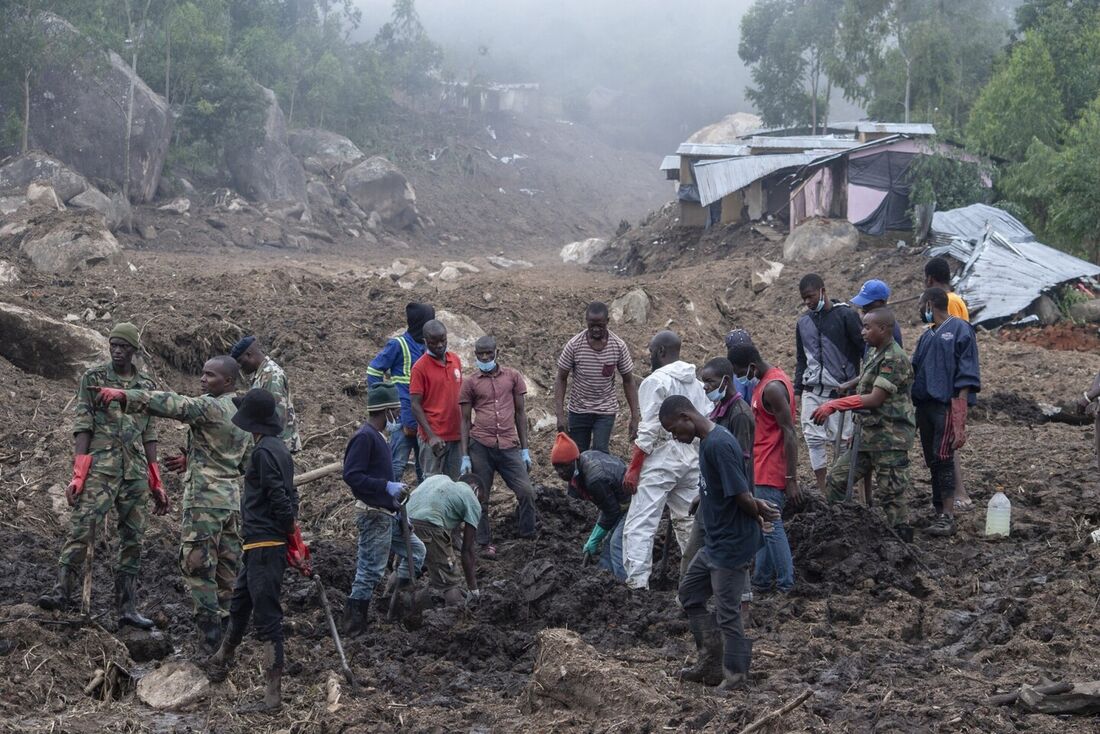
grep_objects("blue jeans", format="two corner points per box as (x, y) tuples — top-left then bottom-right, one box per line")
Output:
(568, 412), (615, 454)
(751, 485), (794, 592)
(390, 429), (423, 483)
(349, 511), (426, 602)
(598, 515), (627, 582)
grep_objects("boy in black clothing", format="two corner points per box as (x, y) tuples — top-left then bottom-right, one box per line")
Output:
(659, 395), (777, 691)
(207, 388), (299, 713)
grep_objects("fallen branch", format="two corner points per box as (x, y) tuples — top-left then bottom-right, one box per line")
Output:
(296, 461), (343, 487)
(989, 681), (1073, 706)
(737, 688), (814, 734)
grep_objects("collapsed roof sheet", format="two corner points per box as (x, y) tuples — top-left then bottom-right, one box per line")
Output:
(693, 153), (818, 207)
(659, 155), (680, 171)
(831, 121), (937, 136)
(929, 204), (1100, 324)
(676, 143), (750, 157)
(746, 136), (859, 151)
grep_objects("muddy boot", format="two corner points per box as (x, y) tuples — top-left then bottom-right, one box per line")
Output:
(116, 574), (155, 630)
(340, 597), (370, 637)
(38, 566), (75, 612)
(206, 619), (243, 683)
(195, 612), (223, 656)
(717, 637), (752, 692)
(924, 515), (956, 537)
(236, 640), (282, 714)
(679, 614), (723, 686)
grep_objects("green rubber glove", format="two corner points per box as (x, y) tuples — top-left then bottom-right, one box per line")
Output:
(582, 524), (609, 556)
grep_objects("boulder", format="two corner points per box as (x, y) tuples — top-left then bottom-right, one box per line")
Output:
(11, 14), (171, 202)
(611, 288), (650, 325)
(20, 213), (125, 273)
(436, 266), (462, 283)
(486, 256), (532, 269)
(560, 237), (608, 265)
(288, 128), (365, 171)
(135, 660), (210, 711)
(307, 181), (334, 209)
(1070, 298), (1100, 324)
(1030, 294), (1061, 326)
(424, 309), (485, 368)
(0, 260), (19, 286)
(751, 257), (784, 293)
(783, 218), (860, 262)
(26, 183), (64, 211)
(0, 301), (109, 380)
(340, 157), (419, 230)
(69, 186), (123, 230)
(226, 86), (309, 206)
(0, 151), (88, 202)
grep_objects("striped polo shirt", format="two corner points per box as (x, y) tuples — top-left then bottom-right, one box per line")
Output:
(556, 330), (634, 415)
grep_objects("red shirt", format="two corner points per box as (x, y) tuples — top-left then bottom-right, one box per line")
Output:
(459, 366), (527, 449)
(751, 367), (796, 490)
(409, 352), (463, 441)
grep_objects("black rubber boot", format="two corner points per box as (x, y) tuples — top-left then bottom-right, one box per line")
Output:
(205, 618), (243, 683)
(38, 566), (75, 612)
(717, 637), (753, 692)
(236, 640), (283, 713)
(195, 612), (223, 656)
(679, 614), (724, 686)
(340, 597), (370, 637)
(116, 574), (155, 630)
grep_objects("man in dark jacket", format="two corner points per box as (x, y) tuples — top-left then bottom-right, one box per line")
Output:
(550, 432), (629, 581)
(206, 388), (299, 714)
(340, 383), (426, 635)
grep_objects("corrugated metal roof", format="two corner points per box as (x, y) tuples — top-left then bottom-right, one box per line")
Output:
(694, 153), (818, 207)
(830, 121), (936, 136)
(747, 136), (859, 150)
(928, 204), (1100, 324)
(676, 143), (750, 157)
(792, 135), (910, 173)
(659, 155), (680, 171)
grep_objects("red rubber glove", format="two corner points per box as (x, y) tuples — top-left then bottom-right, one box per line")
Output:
(949, 397), (968, 450)
(287, 524), (312, 577)
(147, 462), (170, 516)
(811, 394), (865, 425)
(164, 452), (187, 475)
(622, 446), (647, 495)
(65, 454), (93, 506)
(90, 386), (128, 407)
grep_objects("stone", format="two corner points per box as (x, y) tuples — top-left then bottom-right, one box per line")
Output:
(0, 301), (109, 380)
(287, 128), (365, 171)
(226, 85), (309, 206)
(0, 196), (25, 216)
(135, 661), (210, 711)
(137, 223), (157, 240)
(783, 217), (860, 262)
(751, 257), (784, 293)
(0, 151), (88, 202)
(441, 260), (480, 274)
(1069, 299), (1100, 324)
(20, 214), (125, 273)
(307, 181), (334, 209)
(0, 260), (19, 286)
(340, 157), (419, 230)
(366, 211), (383, 231)
(437, 266), (462, 282)
(117, 627), (174, 663)
(69, 186), (122, 230)
(26, 183), (64, 211)
(4, 14), (171, 202)
(560, 237), (609, 265)
(486, 256), (533, 269)
(158, 197), (190, 215)
(1030, 294), (1061, 326)
(611, 288), (650, 325)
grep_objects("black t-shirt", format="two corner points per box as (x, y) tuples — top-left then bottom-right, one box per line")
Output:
(699, 425), (763, 568)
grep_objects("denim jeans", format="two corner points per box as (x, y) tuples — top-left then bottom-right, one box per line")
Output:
(468, 440), (538, 545)
(349, 511), (426, 602)
(418, 438), (462, 480)
(389, 428), (423, 483)
(598, 514), (627, 582)
(568, 412), (615, 454)
(679, 551), (752, 675)
(751, 485), (794, 592)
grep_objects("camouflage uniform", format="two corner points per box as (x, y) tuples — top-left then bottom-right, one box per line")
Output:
(826, 341), (916, 526)
(251, 356), (302, 453)
(123, 389), (251, 618)
(58, 364), (157, 576)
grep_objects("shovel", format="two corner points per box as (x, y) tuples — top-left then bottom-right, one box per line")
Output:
(387, 506), (420, 622)
(311, 573), (356, 690)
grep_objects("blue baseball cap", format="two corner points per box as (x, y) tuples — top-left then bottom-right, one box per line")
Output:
(851, 279), (890, 307)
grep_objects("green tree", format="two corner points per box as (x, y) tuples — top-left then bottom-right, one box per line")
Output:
(1015, 0), (1100, 121)
(0, 2), (62, 153)
(375, 0), (442, 102)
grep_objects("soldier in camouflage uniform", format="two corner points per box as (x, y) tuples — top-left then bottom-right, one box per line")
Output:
(92, 355), (252, 653)
(812, 309), (916, 538)
(232, 336), (302, 453)
(39, 323), (170, 627)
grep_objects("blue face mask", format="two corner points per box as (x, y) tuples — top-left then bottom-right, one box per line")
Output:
(706, 377), (727, 404)
(813, 291), (826, 313)
(476, 359), (497, 373)
(385, 413), (401, 434)
(921, 308), (934, 324)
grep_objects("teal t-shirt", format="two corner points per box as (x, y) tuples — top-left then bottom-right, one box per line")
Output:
(407, 475), (482, 530)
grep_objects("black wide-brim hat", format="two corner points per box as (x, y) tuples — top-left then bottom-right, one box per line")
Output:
(232, 388), (284, 436)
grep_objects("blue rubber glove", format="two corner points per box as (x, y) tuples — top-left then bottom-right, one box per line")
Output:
(582, 524), (609, 556)
(460, 455), (472, 475)
(385, 481), (406, 500)
(521, 448), (532, 471)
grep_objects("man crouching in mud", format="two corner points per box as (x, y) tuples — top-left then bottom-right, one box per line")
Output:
(659, 395), (779, 691)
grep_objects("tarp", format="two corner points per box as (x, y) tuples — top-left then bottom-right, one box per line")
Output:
(849, 151), (916, 235)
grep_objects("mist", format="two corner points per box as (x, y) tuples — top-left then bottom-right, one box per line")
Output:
(352, 0), (762, 152)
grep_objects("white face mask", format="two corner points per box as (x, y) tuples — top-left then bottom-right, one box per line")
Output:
(385, 412), (401, 434)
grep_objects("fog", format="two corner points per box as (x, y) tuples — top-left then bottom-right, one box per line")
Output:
(353, 0), (760, 151)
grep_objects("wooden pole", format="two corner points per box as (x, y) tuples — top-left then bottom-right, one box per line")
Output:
(295, 461), (343, 487)
(81, 520), (96, 619)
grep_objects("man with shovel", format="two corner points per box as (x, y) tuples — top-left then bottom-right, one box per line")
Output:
(812, 309), (916, 541)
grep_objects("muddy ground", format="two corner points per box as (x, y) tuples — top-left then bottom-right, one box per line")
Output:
(2, 199), (1100, 733)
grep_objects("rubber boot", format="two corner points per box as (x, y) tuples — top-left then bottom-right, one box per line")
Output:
(340, 597), (370, 637)
(678, 614), (724, 686)
(116, 574), (155, 630)
(38, 566), (75, 612)
(195, 612), (223, 656)
(236, 640), (282, 713)
(206, 618), (243, 683)
(717, 637), (753, 692)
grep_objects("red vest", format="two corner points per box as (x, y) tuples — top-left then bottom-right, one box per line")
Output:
(752, 367), (796, 489)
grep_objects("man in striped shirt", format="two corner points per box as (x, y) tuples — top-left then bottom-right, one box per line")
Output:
(553, 302), (641, 454)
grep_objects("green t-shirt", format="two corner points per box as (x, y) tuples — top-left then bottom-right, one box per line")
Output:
(406, 475), (482, 530)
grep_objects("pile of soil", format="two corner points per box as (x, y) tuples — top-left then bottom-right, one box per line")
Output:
(999, 322), (1100, 352)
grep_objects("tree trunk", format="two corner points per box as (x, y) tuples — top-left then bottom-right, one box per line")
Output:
(165, 14), (171, 105)
(810, 58), (819, 135)
(124, 48), (137, 207)
(21, 70), (30, 154)
(288, 84), (297, 128)
(904, 57), (912, 124)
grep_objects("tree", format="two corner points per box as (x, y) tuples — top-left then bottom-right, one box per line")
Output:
(907, 147), (991, 214)
(375, 0), (442, 102)
(1015, 0), (1100, 121)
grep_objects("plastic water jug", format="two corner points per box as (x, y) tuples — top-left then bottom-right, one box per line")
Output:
(985, 491), (1011, 537)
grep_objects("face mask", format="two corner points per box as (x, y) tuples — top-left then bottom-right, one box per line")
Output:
(476, 359), (497, 373)
(813, 290), (826, 313)
(921, 308), (934, 324)
(706, 377), (727, 404)
(385, 413), (401, 434)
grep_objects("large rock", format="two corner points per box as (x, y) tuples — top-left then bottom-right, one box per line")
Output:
(135, 661), (210, 711)
(0, 152), (88, 202)
(20, 213), (124, 273)
(611, 288), (650, 325)
(0, 261), (19, 286)
(26, 183), (64, 211)
(783, 217), (860, 262)
(1070, 298), (1100, 324)
(751, 257), (784, 293)
(226, 86), (309, 206)
(560, 237), (609, 265)
(69, 186), (123, 231)
(0, 301), (109, 380)
(9, 14), (171, 202)
(288, 128), (365, 171)
(341, 157), (419, 229)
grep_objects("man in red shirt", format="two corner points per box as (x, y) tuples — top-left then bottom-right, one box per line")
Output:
(459, 335), (538, 557)
(727, 343), (798, 594)
(410, 320), (463, 479)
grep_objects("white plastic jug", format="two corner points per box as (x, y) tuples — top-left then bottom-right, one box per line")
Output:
(985, 491), (1011, 537)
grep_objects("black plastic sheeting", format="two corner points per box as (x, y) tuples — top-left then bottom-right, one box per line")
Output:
(849, 151), (917, 236)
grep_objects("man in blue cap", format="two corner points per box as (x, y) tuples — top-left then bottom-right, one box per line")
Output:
(850, 280), (903, 347)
